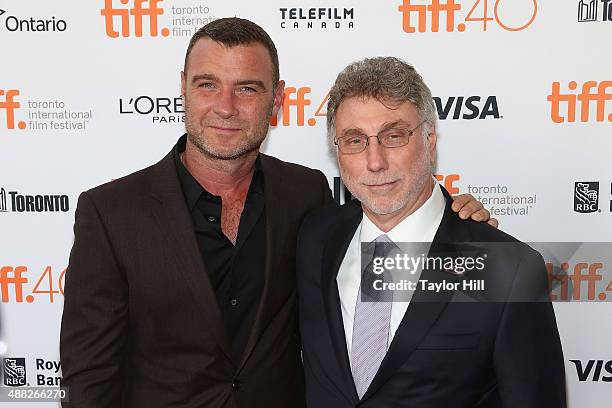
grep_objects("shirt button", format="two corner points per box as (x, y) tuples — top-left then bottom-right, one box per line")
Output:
(232, 380), (240, 391)
(230, 298), (238, 306)
(207, 216), (215, 222)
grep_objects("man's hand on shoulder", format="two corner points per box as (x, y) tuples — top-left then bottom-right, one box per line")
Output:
(451, 193), (499, 228)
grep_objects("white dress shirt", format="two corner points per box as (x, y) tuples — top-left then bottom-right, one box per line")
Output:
(337, 181), (446, 358)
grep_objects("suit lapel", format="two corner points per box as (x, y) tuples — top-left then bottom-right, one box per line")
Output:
(148, 149), (233, 362)
(237, 155), (293, 371)
(321, 201), (362, 404)
(361, 186), (468, 401)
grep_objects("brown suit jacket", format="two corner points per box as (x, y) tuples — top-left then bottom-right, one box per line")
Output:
(60, 145), (332, 407)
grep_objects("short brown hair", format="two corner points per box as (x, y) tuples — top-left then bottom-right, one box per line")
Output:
(184, 18), (280, 85)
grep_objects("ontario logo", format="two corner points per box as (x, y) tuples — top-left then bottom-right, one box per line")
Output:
(3, 358), (26, 386)
(574, 182), (599, 213)
(0, 8), (67, 32)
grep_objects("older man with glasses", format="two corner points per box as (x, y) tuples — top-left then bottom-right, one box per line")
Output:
(297, 57), (566, 408)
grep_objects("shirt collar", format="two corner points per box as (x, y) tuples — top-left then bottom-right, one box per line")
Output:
(360, 179), (446, 244)
(173, 134), (264, 212)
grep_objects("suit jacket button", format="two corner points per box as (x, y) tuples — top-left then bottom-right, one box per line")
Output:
(232, 380), (240, 391)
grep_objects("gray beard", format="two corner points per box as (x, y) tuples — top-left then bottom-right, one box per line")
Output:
(340, 150), (431, 215)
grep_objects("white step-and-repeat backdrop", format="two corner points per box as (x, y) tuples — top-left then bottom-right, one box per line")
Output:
(0, 0), (610, 406)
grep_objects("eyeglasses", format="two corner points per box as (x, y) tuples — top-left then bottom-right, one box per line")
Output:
(334, 121), (426, 154)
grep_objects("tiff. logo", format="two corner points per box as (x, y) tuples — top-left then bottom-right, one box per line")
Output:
(547, 81), (612, 123)
(398, 0), (464, 33)
(0, 266), (28, 303)
(0, 89), (27, 130)
(101, 0), (169, 38)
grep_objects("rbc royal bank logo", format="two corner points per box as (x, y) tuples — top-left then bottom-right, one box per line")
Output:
(574, 182), (599, 213)
(3, 358), (26, 386)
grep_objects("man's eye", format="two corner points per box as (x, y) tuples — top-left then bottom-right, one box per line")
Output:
(198, 82), (215, 89)
(345, 137), (364, 145)
(239, 86), (257, 94)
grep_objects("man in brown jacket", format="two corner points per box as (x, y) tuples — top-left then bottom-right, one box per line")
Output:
(60, 18), (494, 408)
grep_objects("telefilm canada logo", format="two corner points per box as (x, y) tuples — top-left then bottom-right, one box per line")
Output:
(0, 9), (67, 32)
(279, 7), (355, 29)
(3, 358), (27, 387)
(0, 188), (70, 213)
(577, 0), (612, 22)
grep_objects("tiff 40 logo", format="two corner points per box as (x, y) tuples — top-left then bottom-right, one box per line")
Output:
(398, 0), (537, 33)
(101, 0), (170, 38)
(0, 266), (66, 304)
(270, 87), (328, 127)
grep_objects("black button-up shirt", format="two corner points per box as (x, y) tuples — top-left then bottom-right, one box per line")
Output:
(174, 136), (266, 364)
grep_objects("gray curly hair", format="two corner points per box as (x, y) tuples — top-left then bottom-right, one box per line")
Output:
(327, 57), (437, 149)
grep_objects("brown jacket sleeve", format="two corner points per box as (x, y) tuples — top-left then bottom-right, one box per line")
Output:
(60, 191), (128, 407)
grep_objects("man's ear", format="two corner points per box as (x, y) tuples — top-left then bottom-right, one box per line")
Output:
(271, 80), (285, 118)
(180, 71), (186, 98)
(427, 127), (437, 150)
(427, 126), (437, 166)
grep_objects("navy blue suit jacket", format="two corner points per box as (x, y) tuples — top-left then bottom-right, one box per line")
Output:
(297, 186), (566, 408)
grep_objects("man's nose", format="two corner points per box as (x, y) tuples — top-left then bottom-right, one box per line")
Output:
(213, 89), (238, 119)
(365, 137), (389, 173)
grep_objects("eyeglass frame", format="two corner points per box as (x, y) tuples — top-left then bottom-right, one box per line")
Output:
(333, 120), (427, 154)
